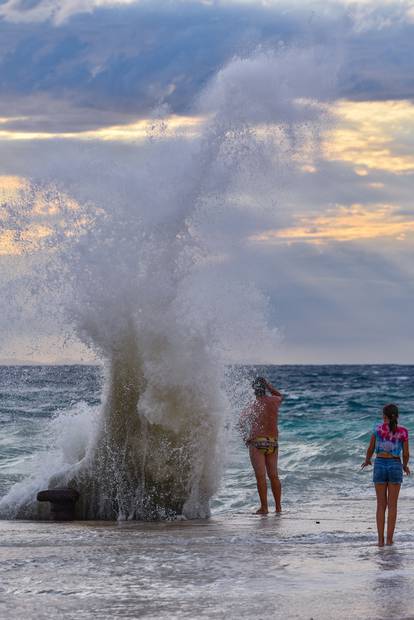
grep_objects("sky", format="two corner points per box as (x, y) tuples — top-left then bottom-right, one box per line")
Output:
(0, 0), (414, 364)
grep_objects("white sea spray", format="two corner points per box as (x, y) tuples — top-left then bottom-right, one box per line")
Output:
(0, 47), (334, 519)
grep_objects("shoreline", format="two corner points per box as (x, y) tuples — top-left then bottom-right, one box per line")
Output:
(2, 507), (414, 619)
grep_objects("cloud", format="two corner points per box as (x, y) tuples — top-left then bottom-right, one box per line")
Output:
(1, 0), (413, 27)
(250, 203), (414, 244)
(1, 4), (414, 364)
(0, 174), (88, 257)
(0, 112), (204, 140)
(0, 0), (136, 24)
(0, 0), (413, 134)
(325, 100), (414, 174)
(240, 236), (414, 363)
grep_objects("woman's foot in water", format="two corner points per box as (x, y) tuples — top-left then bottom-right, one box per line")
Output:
(255, 506), (268, 515)
(386, 539), (394, 546)
(378, 537), (385, 547)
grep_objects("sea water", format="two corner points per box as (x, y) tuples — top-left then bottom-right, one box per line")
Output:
(1, 364), (414, 619)
(1, 364), (414, 511)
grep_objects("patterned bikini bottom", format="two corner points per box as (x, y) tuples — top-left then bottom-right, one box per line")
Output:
(251, 436), (278, 455)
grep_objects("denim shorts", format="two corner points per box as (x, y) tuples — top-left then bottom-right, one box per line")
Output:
(373, 457), (403, 484)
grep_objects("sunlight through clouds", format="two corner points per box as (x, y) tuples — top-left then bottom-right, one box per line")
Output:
(1, 100), (413, 180)
(0, 175), (27, 198)
(0, 176), (87, 256)
(0, 115), (204, 141)
(250, 203), (414, 245)
(326, 100), (414, 174)
(0, 0), (414, 363)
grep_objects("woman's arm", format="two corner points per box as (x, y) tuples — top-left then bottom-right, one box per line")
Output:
(361, 434), (376, 468)
(264, 380), (283, 399)
(403, 439), (410, 475)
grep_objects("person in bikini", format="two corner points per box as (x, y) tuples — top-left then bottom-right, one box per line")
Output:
(362, 403), (410, 546)
(239, 377), (283, 514)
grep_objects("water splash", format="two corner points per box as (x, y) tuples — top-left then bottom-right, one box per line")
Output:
(0, 48), (334, 519)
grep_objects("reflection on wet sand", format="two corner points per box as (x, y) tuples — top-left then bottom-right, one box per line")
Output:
(373, 547), (410, 620)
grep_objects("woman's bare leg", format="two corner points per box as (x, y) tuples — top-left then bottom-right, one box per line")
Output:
(249, 446), (268, 514)
(386, 483), (401, 545)
(375, 483), (387, 546)
(265, 452), (282, 513)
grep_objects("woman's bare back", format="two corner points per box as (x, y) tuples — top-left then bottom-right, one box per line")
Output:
(247, 395), (282, 439)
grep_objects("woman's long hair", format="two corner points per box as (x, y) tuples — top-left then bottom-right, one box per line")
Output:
(383, 403), (399, 433)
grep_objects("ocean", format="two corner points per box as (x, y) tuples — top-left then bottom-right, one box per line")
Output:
(1, 364), (414, 619)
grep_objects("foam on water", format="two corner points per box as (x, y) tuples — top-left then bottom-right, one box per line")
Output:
(0, 48), (333, 520)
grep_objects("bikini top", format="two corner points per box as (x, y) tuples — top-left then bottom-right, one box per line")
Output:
(373, 423), (408, 457)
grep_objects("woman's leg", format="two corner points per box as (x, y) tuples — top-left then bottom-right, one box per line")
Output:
(386, 483), (401, 545)
(249, 446), (268, 514)
(375, 483), (387, 546)
(265, 452), (282, 513)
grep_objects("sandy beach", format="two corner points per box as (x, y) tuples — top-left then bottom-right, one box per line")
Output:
(2, 498), (414, 620)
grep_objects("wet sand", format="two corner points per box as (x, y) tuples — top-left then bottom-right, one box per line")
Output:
(1, 501), (414, 619)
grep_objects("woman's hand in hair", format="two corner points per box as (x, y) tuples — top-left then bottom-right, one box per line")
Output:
(264, 380), (283, 399)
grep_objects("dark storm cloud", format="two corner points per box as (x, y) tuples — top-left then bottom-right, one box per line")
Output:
(0, 1), (413, 132)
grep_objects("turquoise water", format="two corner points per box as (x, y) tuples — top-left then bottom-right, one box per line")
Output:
(1, 364), (413, 512)
(2, 364), (414, 619)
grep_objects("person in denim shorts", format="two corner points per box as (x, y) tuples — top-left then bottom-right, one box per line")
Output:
(362, 404), (410, 546)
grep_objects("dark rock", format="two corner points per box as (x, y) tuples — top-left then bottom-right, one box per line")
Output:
(37, 488), (80, 521)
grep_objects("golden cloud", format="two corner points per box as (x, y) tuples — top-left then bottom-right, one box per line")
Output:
(325, 100), (414, 174)
(0, 175), (86, 256)
(250, 203), (414, 245)
(0, 230), (19, 256)
(0, 174), (27, 198)
(0, 224), (54, 255)
(0, 115), (204, 142)
(1, 100), (413, 180)
(0, 176), (27, 254)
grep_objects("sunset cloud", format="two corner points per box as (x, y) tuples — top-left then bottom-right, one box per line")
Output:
(250, 204), (414, 245)
(0, 115), (204, 142)
(1, 0), (414, 363)
(326, 100), (414, 174)
(0, 176), (88, 256)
